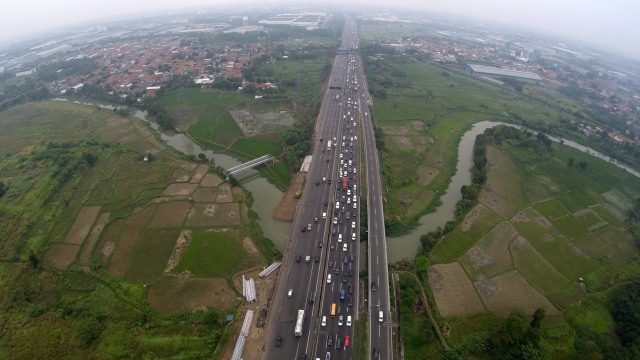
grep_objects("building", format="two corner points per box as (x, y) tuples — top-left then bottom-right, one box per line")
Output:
(466, 64), (542, 83)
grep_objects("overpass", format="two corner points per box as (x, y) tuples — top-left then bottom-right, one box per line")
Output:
(223, 155), (274, 178)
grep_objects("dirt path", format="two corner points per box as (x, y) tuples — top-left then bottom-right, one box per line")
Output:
(273, 172), (306, 222)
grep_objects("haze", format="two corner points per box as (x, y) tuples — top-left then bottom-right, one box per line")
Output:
(1, 0), (639, 60)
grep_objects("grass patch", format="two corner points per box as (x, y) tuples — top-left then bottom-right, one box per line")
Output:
(533, 198), (569, 220)
(173, 228), (259, 277)
(430, 229), (474, 264)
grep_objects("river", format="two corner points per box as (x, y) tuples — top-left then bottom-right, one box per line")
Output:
(386, 120), (640, 263)
(56, 99), (638, 262)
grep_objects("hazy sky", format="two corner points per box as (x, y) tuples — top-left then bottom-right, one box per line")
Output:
(1, 0), (639, 60)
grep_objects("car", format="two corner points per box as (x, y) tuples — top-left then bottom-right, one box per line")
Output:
(324, 200), (328, 206)
(314, 217), (318, 223)
(321, 316), (327, 327)
(371, 281), (377, 291)
(353, 196), (357, 203)
(349, 269), (353, 278)
(352, 221), (356, 229)
(344, 255), (349, 265)
(335, 201), (340, 209)
(322, 177), (326, 182)
(346, 316), (352, 326)
(327, 335), (333, 347)
(296, 255), (302, 263)
(338, 234), (342, 243)
(325, 351), (331, 360)
(327, 274), (332, 283)
(350, 253), (355, 261)
(275, 335), (282, 347)
(328, 261), (334, 268)
(339, 218), (343, 224)
(351, 233), (356, 241)
(332, 227), (336, 236)
(345, 211), (350, 219)
(347, 296), (353, 307)
(343, 243), (348, 252)
(287, 289), (293, 298)
(333, 217), (338, 225)
(373, 348), (379, 359)
(300, 354), (307, 360)
(330, 244), (335, 251)
(347, 189), (351, 196)
(301, 226), (306, 233)
(342, 274), (348, 283)
(307, 223), (312, 231)
(347, 197), (350, 204)
(319, 242), (323, 248)
(315, 255), (320, 263)
(336, 338), (342, 348)
(338, 315), (343, 326)
(316, 181), (320, 186)
(334, 267), (340, 275)
(309, 292), (315, 303)
(353, 202), (357, 209)
(326, 158), (329, 162)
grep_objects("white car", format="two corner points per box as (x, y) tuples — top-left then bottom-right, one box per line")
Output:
(353, 202), (357, 209)
(333, 217), (338, 225)
(347, 315), (352, 327)
(347, 190), (351, 196)
(336, 202), (340, 209)
(343, 243), (348, 252)
(338, 234), (343, 243)
(327, 274), (332, 283)
(321, 316), (327, 327)
(352, 221), (356, 229)
(352, 232), (356, 241)
(322, 212), (327, 219)
(353, 196), (357, 202)
(338, 315), (343, 326)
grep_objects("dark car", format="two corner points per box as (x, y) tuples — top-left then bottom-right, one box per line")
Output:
(327, 335), (333, 347)
(334, 268), (340, 275)
(330, 244), (335, 251)
(347, 296), (353, 307)
(373, 348), (379, 359)
(348, 284), (353, 294)
(350, 253), (355, 262)
(343, 255), (349, 265)
(319, 242), (323, 248)
(275, 335), (282, 347)
(332, 228), (336, 236)
(300, 354), (307, 360)
(342, 275), (347, 283)
(316, 181), (319, 186)
(371, 281), (377, 292)
(328, 261), (334, 268)
(296, 255), (302, 263)
(315, 255), (320, 263)
(301, 226), (306, 233)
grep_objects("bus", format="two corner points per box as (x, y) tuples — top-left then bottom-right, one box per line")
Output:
(294, 310), (304, 336)
(330, 303), (337, 318)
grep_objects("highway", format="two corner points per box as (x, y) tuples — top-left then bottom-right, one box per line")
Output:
(262, 16), (392, 360)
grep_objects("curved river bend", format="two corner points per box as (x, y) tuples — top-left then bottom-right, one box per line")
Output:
(386, 120), (640, 263)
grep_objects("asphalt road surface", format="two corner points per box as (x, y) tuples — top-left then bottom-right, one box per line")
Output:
(262, 16), (392, 360)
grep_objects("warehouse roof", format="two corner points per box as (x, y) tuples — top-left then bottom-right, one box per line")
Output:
(467, 64), (542, 81)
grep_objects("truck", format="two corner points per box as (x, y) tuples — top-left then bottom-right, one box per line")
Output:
(342, 176), (348, 191)
(327, 140), (332, 151)
(294, 309), (305, 336)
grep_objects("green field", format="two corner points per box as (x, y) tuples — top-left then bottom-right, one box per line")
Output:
(173, 229), (259, 278)
(426, 139), (640, 359)
(0, 100), (263, 358)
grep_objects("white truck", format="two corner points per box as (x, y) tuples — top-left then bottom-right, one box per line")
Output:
(294, 309), (305, 336)
(327, 140), (332, 151)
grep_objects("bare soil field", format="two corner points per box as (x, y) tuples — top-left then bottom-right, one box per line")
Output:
(190, 164), (209, 184)
(165, 230), (192, 274)
(42, 243), (80, 269)
(172, 159), (198, 172)
(147, 276), (238, 315)
(93, 219), (124, 263)
(216, 183), (233, 203)
(416, 165), (439, 187)
(230, 106), (295, 137)
(200, 173), (224, 187)
(460, 221), (517, 280)
(192, 187), (218, 202)
(185, 203), (241, 227)
(428, 263), (485, 317)
(148, 201), (192, 228)
(78, 212), (110, 266)
(171, 168), (191, 182)
(474, 270), (560, 317)
(273, 172), (305, 222)
(63, 206), (101, 245)
(162, 183), (198, 196)
(107, 206), (155, 276)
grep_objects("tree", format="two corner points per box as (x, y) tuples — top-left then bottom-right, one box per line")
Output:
(197, 153), (207, 162)
(567, 157), (575, 168)
(415, 255), (429, 273)
(579, 160), (588, 170)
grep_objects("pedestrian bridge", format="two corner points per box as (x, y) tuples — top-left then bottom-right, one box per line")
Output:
(223, 154), (274, 178)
